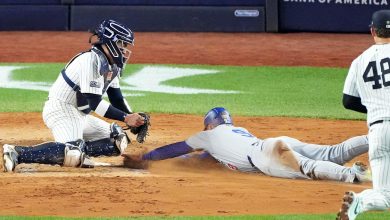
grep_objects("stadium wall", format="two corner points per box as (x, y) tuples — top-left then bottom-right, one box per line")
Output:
(0, 0), (388, 32)
(279, 0), (389, 33)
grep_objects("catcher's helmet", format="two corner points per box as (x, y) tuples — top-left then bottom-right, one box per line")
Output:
(204, 107), (233, 128)
(90, 19), (134, 69)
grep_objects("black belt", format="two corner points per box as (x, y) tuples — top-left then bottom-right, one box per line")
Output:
(247, 156), (255, 168)
(369, 120), (384, 127)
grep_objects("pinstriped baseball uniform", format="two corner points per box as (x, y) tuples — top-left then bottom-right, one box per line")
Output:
(343, 44), (390, 212)
(0, 20), (135, 172)
(186, 124), (368, 182)
(43, 49), (124, 143)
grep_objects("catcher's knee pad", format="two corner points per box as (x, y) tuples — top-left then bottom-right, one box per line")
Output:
(110, 123), (130, 154)
(63, 140), (86, 167)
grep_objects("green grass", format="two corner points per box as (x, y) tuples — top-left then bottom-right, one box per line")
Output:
(0, 63), (366, 120)
(0, 212), (388, 219)
(10, 63), (64, 82)
(0, 89), (47, 112)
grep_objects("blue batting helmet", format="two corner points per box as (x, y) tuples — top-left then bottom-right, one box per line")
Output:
(91, 19), (134, 69)
(204, 107), (233, 128)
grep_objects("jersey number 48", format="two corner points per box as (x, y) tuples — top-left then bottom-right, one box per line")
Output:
(363, 58), (390, 89)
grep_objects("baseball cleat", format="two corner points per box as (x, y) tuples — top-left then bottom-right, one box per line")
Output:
(352, 161), (372, 183)
(2, 144), (19, 172)
(336, 191), (361, 220)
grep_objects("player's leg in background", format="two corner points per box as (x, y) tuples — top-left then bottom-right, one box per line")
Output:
(82, 115), (128, 156)
(298, 154), (361, 183)
(290, 135), (368, 165)
(353, 123), (390, 214)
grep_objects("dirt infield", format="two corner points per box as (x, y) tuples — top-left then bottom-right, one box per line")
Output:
(0, 32), (373, 217)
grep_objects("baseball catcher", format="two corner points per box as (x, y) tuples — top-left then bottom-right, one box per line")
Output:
(2, 19), (152, 172)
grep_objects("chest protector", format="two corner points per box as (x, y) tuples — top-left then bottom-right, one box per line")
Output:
(61, 47), (121, 114)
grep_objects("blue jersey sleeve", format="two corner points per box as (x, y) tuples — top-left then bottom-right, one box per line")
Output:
(142, 141), (194, 161)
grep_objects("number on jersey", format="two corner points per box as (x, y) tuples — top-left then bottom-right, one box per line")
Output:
(232, 129), (254, 137)
(363, 58), (390, 89)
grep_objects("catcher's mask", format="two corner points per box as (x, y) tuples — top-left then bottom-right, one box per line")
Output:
(204, 107), (233, 130)
(90, 19), (134, 69)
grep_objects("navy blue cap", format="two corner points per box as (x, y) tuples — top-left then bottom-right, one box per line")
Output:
(371, 10), (390, 29)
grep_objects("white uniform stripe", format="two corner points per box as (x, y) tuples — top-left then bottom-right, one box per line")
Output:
(95, 100), (110, 116)
(123, 98), (132, 113)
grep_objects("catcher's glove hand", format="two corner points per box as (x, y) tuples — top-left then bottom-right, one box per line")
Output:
(128, 112), (151, 143)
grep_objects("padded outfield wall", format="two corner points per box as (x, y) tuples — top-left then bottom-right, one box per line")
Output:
(280, 0), (390, 33)
(0, 0), (271, 32)
(0, 0), (388, 32)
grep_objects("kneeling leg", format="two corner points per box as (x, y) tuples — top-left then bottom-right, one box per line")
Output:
(16, 140), (91, 167)
(84, 123), (130, 157)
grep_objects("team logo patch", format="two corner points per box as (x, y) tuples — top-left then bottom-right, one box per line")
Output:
(90, 81), (101, 88)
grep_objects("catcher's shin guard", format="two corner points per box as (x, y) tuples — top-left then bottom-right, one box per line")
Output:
(84, 138), (121, 157)
(13, 140), (92, 168)
(83, 123), (129, 157)
(15, 142), (67, 165)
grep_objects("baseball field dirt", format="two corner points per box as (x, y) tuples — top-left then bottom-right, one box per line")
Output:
(0, 32), (372, 217)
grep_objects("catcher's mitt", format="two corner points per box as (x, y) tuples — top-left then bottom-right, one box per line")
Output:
(129, 112), (151, 143)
